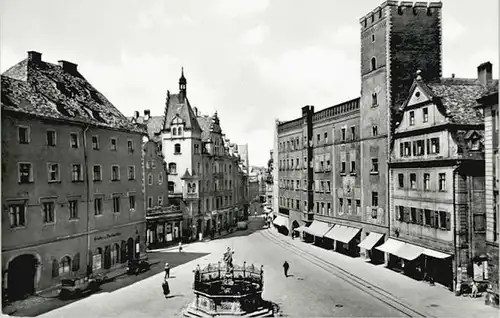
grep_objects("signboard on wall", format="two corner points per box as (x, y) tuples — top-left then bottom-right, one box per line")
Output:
(92, 254), (102, 271)
(166, 233), (173, 242)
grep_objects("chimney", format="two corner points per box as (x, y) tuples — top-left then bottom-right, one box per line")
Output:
(477, 62), (493, 85)
(27, 51), (42, 64)
(58, 60), (78, 74)
(134, 111), (139, 119)
(144, 109), (151, 121)
(193, 107), (198, 116)
(451, 73), (455, 78)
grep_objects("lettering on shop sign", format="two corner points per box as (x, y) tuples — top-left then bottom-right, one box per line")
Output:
(94, 232), (121, 241)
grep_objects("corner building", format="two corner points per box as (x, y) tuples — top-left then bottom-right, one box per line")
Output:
(1, 52), (146, 301)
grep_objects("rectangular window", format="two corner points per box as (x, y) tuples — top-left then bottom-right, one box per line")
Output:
(18, 126), (30, 144)
(430, 138), (440, 154)
(46, 130), (56, 146)
(9, 203), (26, 227)
(321, 202), (325, 215)
(324, 132), (328, 143)
(47, 163), (59, 182)
(70, 133), (79, 148)
(341, 128), (346, 141)
(398, 174), (404, 188)
(149, 197), (154, 208)
(317, 134), (320, 144)
(341, 162), (346, 173)
(416, 140), (425, 156)
(372, 125), (378, 136)
(438, 173), (446, 191)
(439, 211), (447, 229)
(404, 142), (411, 156)
(411, 207), (417, 223)
(93, 165), (102, 181)
(409, 111), (415, 126)
(158, 196), (164, 206)
(356, 200), (361, 215)
(158, 173), (163, 185)
(316, 202), (319, 213)
(94, 198), (103, 215)
(113, 196), (120, 213)
(92, 136), (99, 150)
(19, 163), (33, 184)
(424, 209), (431, 226)
(127, 140), (134, 153)
(371, 158), (379, 173)
(152, 160), (157, 170)
(327, 203), (331, 215)
(128, 166), (135, 180)
(372, 192), (378, 207)
(128, 195), (136, 210)
(71, 164), (83, 181)
(410, 173), (417, 189)
(42, 202), (55, 223)
(351, 126), (356, 140)
(398, 206), (404, 221)
(339, 198), (343, 212)
(350, 160), (356, 173)
(347, 199), (352, 214)
(112, 165), (120, 181)
(69, 200), (78, 219)
(111, 138), (117, 151)
(422, 107), (429, 123)
(423, 173), (430, 190)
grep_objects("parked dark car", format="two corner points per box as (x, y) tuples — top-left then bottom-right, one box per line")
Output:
(58, 274), (105, 299)
(126, 257), (151, 275)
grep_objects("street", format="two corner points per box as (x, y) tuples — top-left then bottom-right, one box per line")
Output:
(22, 218), (497, 318)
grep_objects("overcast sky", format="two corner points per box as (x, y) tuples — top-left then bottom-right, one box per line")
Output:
(1, 0), (498, 166)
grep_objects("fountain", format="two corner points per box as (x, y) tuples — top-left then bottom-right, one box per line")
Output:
(183, 247), (274, 317)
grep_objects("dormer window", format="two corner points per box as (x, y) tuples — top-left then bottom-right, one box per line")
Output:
(471, 138), (480, 151)
(178, 127), (183, 134)
(172, 128), (177, 136)
(409, 111), (415, 126)
(174, 143), (181, 154)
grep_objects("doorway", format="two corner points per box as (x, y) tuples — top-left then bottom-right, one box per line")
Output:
(127, 238), (134, 261)
(7, 254), (38, 301)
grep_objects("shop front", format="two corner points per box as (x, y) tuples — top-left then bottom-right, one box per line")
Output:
(146, 211), (183, 249)
(324, 225), (361, 257)
(88, 222), (145, 275)
(303, 221), (333, 247)
(358, 232), (385, 264)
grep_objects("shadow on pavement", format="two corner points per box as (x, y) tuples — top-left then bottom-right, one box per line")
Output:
(10, 252), (208, 317)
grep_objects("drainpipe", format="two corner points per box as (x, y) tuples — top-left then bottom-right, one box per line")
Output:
(82, 125), (91, 276)
(453, 166), (459, 295)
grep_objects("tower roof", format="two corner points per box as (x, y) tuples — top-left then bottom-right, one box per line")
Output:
(179, 67), (186, 85)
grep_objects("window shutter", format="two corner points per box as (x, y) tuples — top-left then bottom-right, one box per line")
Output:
(434, 211), (439, 228)
(446, 212), (451, 230)
(426, 139), (430, 154)
(430, 210), (435, 227)
(395, 206), (400, 220)
(404, 207), (410, 223)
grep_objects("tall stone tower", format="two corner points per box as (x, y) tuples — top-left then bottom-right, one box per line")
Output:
(359, 1), (442, 234)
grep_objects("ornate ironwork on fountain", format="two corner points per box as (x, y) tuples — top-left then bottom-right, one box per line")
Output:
(184, 247), (274, 317)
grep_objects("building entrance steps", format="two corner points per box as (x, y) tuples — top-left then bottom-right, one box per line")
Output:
(266, 229), (499, 318)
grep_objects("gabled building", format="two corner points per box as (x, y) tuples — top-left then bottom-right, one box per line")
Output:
(1, 51), (146, 301)
(386, 65), (496, 291)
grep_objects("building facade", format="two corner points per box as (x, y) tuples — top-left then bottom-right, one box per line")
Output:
(150, 70), (248, 241)
(388, 69), (494, 291)
(476, 80), (499, 307)
(141, 140), (183, 249)
(1, 51), (146, 301)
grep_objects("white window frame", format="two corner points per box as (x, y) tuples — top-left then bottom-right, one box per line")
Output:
(18, 125), (31, 144)
(92, 135), (100, 150)
(128, 165), (136, 180)
(8, 201), (27, 228)
(18, 162), (34, 183)
(127, 139), (134, 153)
(93, 165), (102, 181)
(158, 173), (163, 185)
(111, 165), (120, 181)
(112, 195), (121, 213)
(148, 173), (153, 185)
(110, 137), (118, 151)
(46, 129), (57, 146)
(94, 197), (103, 215)
(47, 163), (60, 182)
(158, 196), (163, 206)
(71, 164), (83, 182)
(41, 200), (56, 224)
(68, 199), (79, 220)
(70, 132), (79, 148)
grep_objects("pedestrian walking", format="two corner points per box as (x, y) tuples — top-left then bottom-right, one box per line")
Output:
(283, 261), (290, 277)
(164, 262), (170, 278)
(178, 242), (183, 253)
(162, 277), (170, 297)
(471, 280), (479, 298)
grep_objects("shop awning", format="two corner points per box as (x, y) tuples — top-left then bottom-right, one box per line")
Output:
(303, 221), (333, 237)
(422, 248), (452, 259)
(375, 238), (405, 254)
(392, 243), (424, 261)
(330, 226), (361, 244)
(272, 216), (288, 229)
(324, 225), (344, 240)
(294, 226), (307, 232)
(358, 232), (384, 250)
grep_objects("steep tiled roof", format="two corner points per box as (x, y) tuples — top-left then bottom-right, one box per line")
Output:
(196, 115), (212, 140)
(162, 93), (201, 132)
(1, 55), (145, 134)
(425, 78), (497, 125)
(128, 115), (163, 139)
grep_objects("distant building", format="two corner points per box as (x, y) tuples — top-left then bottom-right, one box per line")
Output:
(388, 67), (495, 291)
(265, 150), (274, 207)
(1, 51), (146, 301)
(475, 75), (499, 307)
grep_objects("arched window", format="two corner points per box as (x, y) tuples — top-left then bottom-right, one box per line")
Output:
(168, 163), (177, 174)
(72, 252), (80, 271)
(174, 143), (181, 154)
(52, 259), (59, 278)
(192, 182), (197, 192)
(172, 127), (177, 136)
(59, 256), (71, 276)
(178, 127), (183, 134)
(372, 93), (378, 106)
(187, 183), (192, 193)
(111, 244), (119, 266)
(121, 240), (127, 263)
(371, 57), (377, 71)
(168, 181), (175, 193)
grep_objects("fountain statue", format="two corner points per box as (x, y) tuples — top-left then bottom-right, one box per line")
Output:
(183, 247), (273, 317)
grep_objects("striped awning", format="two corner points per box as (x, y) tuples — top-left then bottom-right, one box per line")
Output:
(358, 232), (384, 250)
(303, 221), (333, 237)
(324, 225), (361, 244)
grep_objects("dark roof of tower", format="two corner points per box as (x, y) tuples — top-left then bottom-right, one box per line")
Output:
(162, 93), (201, 132)
(197, 115), (212, 140)
(179, 67), (186, 85)
(1, 56), (145, 134)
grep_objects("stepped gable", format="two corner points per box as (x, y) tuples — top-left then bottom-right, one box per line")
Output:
(1, 51), (145, 134)
(426, 77), (497, 125)
(162, 92), (201, 132)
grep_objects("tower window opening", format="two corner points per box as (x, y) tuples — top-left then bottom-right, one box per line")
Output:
(371, 14), (374, 22)
(427, 8), (432, 16)
(398, 6), (403, 15)
(371, 57), (377, 71)
(371, 34), (375, 42)
(379, 10), (382, 18)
